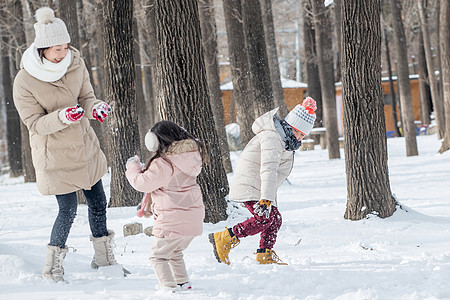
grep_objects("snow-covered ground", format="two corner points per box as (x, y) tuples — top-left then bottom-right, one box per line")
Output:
(1, 134), (450, 300)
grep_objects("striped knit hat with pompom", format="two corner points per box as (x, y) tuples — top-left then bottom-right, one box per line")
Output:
(284, 97), (317, 135)
(34, 7), (70, 48)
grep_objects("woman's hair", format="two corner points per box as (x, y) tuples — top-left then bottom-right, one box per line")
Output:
(145, 120), (208, 171)
(37, 47), (49, 63)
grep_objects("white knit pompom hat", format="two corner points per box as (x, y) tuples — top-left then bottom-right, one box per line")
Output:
(284, 97), (317, 135)
(34, 7), (70, 48)
(145, 131), (159, 152)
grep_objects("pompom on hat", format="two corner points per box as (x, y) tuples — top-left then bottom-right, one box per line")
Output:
(284, 97), (317, 135)
(34, 7), (70, 48)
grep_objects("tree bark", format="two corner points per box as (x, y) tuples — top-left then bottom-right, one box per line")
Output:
(333, 0), (342, 83)
(439, 0), (450, 153)
(342, 0), (396, 220)
(383, 27), (401, 137)
(302, 0), (322, 127)
(12, 0), (35, 182)
(242, 0), (274, 118)
(222, 0), (255, 147)
(59, 0), (80, 50)
(198, 0), (233, 174)
(132, 15), (151, 157)
(154, 0), (229, 223)
(311, 0), (340, 159)
(389, 0), (418, 156)
(1, 7), (22, 177)
(260, 0), (288, 117)
(417, 29), (432, 126)
(418, 0), (445, 139)
(102, 0), (142, 207)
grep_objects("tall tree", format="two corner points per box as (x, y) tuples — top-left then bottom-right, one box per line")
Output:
(222, 0), (255, 147)
(342, 0), (396, 220)
(1, 4), (22, 177)
(59, 0), (80, 49)
(102, 0), (142, 207)
(132, 15), (151, 157)
(417, 0), (445, 139)
(260, 0), (288, 117)
(390, 0), (418, 156)
(417, 29), (432, 126)
(242, 0), (274, 117)
(154, 0), (229, 223)
(311, 0), (340, 159)
(198, 0), (233, 174)
(383, 27), (401, 137)
(302, 0), (322, 128)
(12, 0), (36, 182)
(439, 0), (450, 153)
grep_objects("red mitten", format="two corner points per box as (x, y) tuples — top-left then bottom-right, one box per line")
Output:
(59, 104), (84, 124)
(93, 102), (111, 122)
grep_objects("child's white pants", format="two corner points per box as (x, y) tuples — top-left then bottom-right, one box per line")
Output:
(150, 236), (194, 288)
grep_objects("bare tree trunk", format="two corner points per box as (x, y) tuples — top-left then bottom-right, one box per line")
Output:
(132, 15), (151, 157)
(342, 0), (396, 220)
(1, 7), (22, 177)
(439, 0), (450, 153)
(311, 0), (340, 159)
(142, 0), (159, 125)
(417, 29), (432, 126)
(222, 0), (255, 147)
(333, 0), (341, 83)
(302, 0), (322, 127)
(242, 0), (274, 118)
(383, 27), (401, 137)
(390, 0), (418, 156)
(418, 0), (445, 139)
(260, 0), (288, 117)
(103, 0), (142, 207)
(198, 0), (232, 174)
(59, 0), (80, 49)
(13, 0), (35, 182)
(154, 0), (229, 223)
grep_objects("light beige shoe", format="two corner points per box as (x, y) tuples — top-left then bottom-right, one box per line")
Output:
(42, 245), (68, 282)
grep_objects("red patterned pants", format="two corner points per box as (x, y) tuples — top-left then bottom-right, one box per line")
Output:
(232, 201), (282, 249)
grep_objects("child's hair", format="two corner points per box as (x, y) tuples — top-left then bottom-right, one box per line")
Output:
(145, 120), (208, 171)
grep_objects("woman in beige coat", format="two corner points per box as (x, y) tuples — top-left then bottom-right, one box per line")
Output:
(13, 7), (120, 282)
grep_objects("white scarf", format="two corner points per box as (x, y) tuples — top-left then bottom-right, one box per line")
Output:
(22, 43), (72, 82)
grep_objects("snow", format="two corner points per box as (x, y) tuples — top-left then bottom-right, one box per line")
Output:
(1, 134), (450, 299)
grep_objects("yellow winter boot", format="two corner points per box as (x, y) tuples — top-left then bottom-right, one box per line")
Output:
(255, 249), (287, 265)
(208, 228), (240, 265)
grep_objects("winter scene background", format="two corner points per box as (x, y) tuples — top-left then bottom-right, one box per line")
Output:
(1, 133), (450, 300)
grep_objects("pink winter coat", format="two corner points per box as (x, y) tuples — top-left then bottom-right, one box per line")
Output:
(125, 139), (205, 239)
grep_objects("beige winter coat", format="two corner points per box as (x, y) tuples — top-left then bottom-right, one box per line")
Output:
(13, 46), (107, 195)
(229, 108), (294, 206)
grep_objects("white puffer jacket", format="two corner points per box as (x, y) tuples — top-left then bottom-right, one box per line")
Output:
(229, 107), (294, 206)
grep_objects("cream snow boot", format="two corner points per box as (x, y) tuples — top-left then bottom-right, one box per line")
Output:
(90, 230), (117, 269)
(42, 245), (68, 282)
(90, 230), (130, 275)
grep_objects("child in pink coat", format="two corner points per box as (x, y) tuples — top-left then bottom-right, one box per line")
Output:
(125, 120), (207, 291)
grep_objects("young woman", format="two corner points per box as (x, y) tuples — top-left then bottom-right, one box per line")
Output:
(13, 7), (118, 282)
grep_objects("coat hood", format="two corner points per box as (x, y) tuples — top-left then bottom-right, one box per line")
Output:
(165, 139), (202, 177)
(252, 107), (280, 135)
